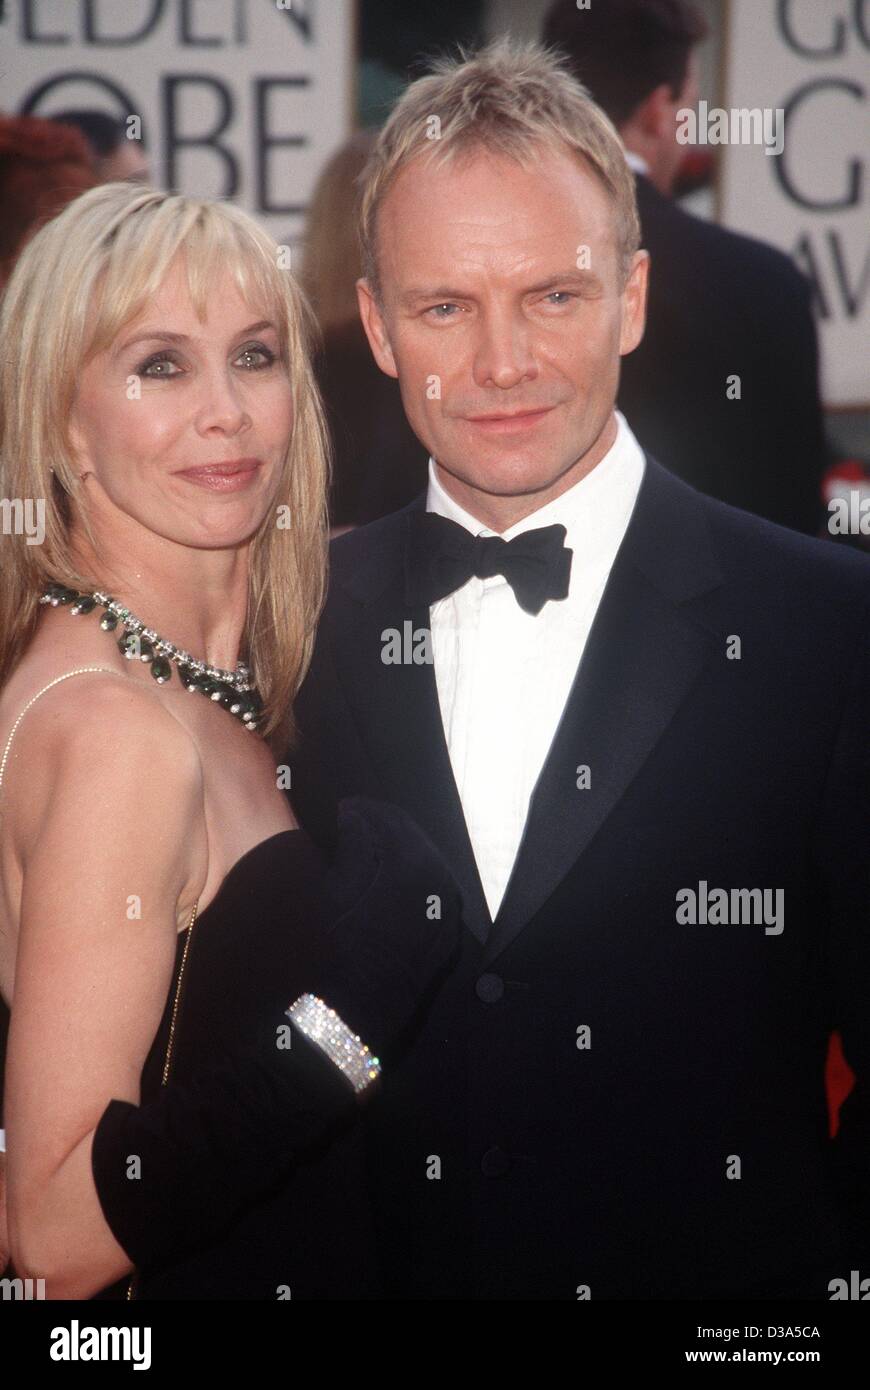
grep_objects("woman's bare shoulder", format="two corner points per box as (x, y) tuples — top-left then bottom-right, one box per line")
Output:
(3, 669), (208, 900)
(5, 665), (199, 770)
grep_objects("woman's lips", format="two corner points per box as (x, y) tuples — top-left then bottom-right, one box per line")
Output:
(175, 460), (262, 491)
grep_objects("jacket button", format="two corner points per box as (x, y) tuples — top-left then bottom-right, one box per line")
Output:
(481, 1146), (510, 1177)
(475, 972), (504, 1003)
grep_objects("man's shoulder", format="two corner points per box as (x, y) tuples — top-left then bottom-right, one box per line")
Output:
(326, 496), (424, 601)
(694, 482), (870, 605)
(331, 497), (420, 561)
(639, 457), (867, 608)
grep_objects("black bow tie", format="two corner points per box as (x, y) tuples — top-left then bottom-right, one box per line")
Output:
(405, 510), (573, 616)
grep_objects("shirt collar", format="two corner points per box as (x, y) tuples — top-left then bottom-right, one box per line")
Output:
(623, 149), (650, 177)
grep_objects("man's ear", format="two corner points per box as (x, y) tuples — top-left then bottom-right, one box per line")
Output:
(356, 277), (398, 379)
(619, 249), (650, 357)
(635, 83), (680, 141)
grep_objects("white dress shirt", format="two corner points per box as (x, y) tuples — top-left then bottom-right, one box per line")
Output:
(426, 411), (645, 919)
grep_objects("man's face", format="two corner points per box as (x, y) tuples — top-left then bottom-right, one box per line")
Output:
(357, 142), (647, 525)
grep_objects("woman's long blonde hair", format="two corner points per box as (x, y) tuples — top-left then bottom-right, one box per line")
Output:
(0, 182), (331, 753)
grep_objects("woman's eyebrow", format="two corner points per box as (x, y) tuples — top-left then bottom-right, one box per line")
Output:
(115, 320), (277, 353)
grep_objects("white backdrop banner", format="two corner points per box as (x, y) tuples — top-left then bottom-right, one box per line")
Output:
(1, 0), (355, 250)
(719, 0), (869, 407)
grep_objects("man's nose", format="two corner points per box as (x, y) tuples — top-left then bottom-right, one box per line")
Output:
(471, 308), (539, 390)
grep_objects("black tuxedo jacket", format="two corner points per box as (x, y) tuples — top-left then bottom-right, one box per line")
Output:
(290, 458), (870, 1299)
(619, 175), (826, 536)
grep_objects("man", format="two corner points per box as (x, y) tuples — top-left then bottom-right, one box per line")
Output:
(290, 38), (869, 1299)
(542, 0), (827, 535)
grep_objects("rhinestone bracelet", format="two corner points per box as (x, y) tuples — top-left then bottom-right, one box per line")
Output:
(286, 994), (381, 1094)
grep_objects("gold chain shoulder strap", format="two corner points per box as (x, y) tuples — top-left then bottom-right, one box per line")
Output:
(0, 667), (121, 797)
(126, 896), (199, 1301)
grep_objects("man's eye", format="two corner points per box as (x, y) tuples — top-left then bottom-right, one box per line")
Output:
(139, 354), (183, 378)
(426, 303), (460, 320)
(544, 292), (575, 306)
(235, 344), (277, 370)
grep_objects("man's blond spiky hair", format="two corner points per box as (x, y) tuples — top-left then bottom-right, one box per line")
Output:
(357, 34), (641, 307)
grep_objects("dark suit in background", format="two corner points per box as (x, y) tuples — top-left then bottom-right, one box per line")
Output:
(619, 174), (827, 534)
(290, 458), (869, 1299)
(313, 318), (429, 527)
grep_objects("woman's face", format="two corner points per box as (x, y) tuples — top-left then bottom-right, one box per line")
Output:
(68, 254), (293, 552)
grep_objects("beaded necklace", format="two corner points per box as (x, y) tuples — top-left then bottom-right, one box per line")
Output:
(40, 583), (263, 731)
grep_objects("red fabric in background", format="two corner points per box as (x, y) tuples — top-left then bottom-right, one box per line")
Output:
(826, 1031), (855, 1137)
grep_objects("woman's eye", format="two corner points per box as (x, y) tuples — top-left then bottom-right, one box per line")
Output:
(139, 353), (183, 378)
(136, 345), (277, 377)
(235, 344), (276, 369)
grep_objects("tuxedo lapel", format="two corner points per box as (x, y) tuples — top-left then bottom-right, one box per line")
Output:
(331, 503), (492, 943)
(479, 458), (725, 970)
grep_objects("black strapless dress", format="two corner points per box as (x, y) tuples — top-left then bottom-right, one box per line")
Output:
(87, 796), (447, 1300)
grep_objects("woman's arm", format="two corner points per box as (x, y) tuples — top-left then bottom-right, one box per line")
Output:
(9, 696), (460, 1298)
(0, 1151), (8, 1274)
(88, 1008), (360, 1282)
(6, 679), (207, 1298)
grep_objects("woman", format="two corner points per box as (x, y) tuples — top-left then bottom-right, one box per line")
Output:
(0, 182), (459, 1299)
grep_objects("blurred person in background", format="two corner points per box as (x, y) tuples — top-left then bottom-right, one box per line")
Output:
(50, 109), (150, 184)
(357, 0), (485, 127)
(0, 114), (97, 289)
(300, 131), (428, 529)
(543, 0), (827, 535)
